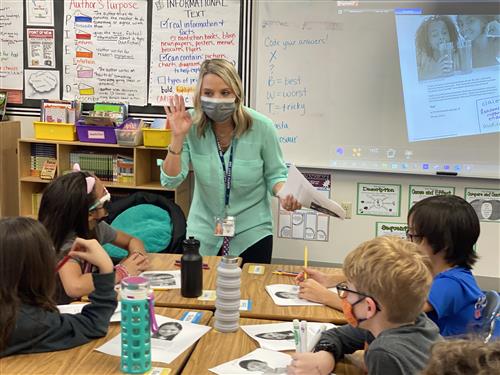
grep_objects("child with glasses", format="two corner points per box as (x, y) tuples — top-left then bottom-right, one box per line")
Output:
(38, 167), (149, 304)
(287, 236), (441, 375)
(408, 195), (484, 337)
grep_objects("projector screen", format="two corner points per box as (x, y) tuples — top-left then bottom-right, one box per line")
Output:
(251, 1), (500, 179)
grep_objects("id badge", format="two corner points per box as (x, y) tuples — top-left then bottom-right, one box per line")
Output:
(214, 216), (235, 237)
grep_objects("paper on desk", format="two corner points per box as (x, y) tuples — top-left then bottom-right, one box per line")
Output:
(241, 322), (335, 352)
(277, 165), (346, 219)
(209, 348), (291, 375)
(140, 270), (181, 290)
(265, 284), (337, 307)
(96, 315), (211, 364)
(57, 302), (121, 322)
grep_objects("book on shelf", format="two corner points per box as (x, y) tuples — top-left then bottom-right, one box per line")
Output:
(40, 100), (80, 124)
(31, 143), (57, 177)
(40, 158), (57, 180)
(68, 151), (134, 183)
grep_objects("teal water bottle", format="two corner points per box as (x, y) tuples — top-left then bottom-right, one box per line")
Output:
(120, 276), (152, 374)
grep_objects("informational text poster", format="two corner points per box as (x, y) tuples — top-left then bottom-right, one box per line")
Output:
(357, 183), (401, 217)
(27, 28), (56, 68)
(0, 0), (24, 89)
(63, 0), (148, 105)
(27, 0), (54, 27)
(375, 222), (408, 239)
(408, 185), (455, 208)
(278, 172), (331, 241)
(465, 188), (500, 222)
(149, 0), (240, 106)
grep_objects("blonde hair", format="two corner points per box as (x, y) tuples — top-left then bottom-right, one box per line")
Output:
(192, 59), (252, 138)
(422, 339), (500, 375)
(343, 236), (432, 323)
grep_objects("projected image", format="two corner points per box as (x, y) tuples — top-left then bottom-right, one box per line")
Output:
(415, 15), (500, 80)
(396, 14), (500, 142)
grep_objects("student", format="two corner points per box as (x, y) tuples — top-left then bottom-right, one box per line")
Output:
(152, 322), (182, 341)
(422, 339), (500, 375)
(287, 236), (441, 375)
(408, 195), (484, 337)
(0, 217), (117, 357)
(415, 15), (459, 80)
(160, 58), (300, 264)
(457, 15), (500, 68)
(38, 170), (149, 304)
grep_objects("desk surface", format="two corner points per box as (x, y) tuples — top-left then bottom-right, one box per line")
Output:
(149, 253), (241, 310)
(240, 263), (346, 324)
(183, 317), (363, 375)
(0, 307), (212, 375)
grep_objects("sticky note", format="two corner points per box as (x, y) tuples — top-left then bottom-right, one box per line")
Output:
(248, 265), (265, 274)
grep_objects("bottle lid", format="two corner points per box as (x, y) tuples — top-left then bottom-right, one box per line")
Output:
(121, 276), (150, 291)
(221, 255), (239, 264)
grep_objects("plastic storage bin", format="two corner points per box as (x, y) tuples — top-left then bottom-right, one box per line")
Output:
(115, 128), (143, 147)
(33, 121), (77, 141)
(76, 120), (119, 144)
(143, 128), (171, 148)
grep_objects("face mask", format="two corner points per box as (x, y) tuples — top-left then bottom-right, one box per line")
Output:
(341, 298), (367, 327)
(200, 96), (236, 123)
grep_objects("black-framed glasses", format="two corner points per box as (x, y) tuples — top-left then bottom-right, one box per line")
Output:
(405, 230), (423, 243)
(335, 282), (381, 311)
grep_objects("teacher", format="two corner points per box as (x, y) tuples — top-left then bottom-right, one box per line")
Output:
(161, 59), (300, 264)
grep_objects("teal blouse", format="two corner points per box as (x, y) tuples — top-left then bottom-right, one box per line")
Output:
(160, 107), (288, 256)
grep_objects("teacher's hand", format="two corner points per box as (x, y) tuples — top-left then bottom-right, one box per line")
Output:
(164, 94), (193, 137)
(280, 194), (302, 211)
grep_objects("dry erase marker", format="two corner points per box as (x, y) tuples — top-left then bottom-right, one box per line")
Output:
(300, 320), (308, 353)
(303, 246), (308, 280)
(293, 319), (301, 352)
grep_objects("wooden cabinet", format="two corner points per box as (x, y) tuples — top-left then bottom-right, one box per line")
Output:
(18, 138), (191, 217)
(0, 121), (21, 217)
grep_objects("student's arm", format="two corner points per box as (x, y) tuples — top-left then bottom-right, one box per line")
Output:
(112, 229), (147, 256)
(296, 267), (346, 288)
(58, 260), (95, 298)
(316, 325), (370, 361)
(298, 279), (342, 311)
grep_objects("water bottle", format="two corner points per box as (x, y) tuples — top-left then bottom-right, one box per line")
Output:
(214, 256), (241, 333)
(181, 236), (203, 298)
(120, 276), (152, 374)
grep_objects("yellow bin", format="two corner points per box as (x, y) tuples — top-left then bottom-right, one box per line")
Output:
(143, 128), (172, 148)
(34, 121), (77, 141)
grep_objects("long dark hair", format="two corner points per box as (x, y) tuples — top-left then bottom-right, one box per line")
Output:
(0, 217), (57, 352)
(415, 15), (459, 58)
(38, 172), (96, 256)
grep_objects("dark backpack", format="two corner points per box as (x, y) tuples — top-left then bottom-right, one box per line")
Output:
(105, 191), (186, 254)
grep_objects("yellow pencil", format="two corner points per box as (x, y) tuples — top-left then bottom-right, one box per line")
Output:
(304, 246), (308, 280)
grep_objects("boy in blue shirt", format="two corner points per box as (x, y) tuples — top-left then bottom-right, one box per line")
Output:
(407, 195), (484, 336)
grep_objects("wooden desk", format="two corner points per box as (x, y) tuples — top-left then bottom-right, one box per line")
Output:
(0, 308), (212, 375)
(240, 263), (346, 324)
(183, 317), (363, 375)
(149, 253), (242, 310)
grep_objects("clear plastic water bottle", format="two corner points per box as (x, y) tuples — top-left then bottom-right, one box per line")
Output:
(181, 236), (203, 298)
(214, 256), (241, 333)
(120, 276), (152, 374)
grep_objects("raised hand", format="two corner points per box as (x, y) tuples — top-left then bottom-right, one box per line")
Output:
(164, 94), (193, 137)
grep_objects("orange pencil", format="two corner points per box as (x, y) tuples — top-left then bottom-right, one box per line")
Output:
(304, 246), (308, 280)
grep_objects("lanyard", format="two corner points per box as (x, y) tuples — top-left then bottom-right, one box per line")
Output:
(215, 135), (235, 208)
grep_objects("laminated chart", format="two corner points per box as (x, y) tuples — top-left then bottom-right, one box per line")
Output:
(63, 1), (148, 105)
(148, 0), (240, 106)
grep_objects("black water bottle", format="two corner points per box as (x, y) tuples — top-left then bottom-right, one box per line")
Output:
(181, 236), (203, 298)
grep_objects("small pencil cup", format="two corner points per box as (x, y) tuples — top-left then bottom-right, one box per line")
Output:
(120, 276), (152, 374)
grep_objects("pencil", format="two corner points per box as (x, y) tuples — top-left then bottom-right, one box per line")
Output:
(304, 246), (308, 280)
(55, 255), (71, 273)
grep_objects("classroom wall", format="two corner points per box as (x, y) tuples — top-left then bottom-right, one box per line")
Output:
(271, 168), (500, 289)
(14, 115), (499, 288)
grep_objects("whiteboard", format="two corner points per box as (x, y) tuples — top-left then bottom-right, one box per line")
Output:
(251, 1), (500, 179)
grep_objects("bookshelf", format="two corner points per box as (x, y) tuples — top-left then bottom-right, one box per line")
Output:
(18, 138), (191, 218)
(0, 121), (21, 217)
